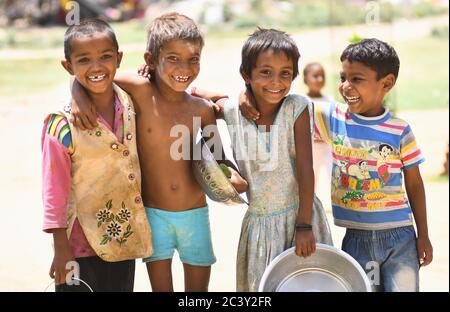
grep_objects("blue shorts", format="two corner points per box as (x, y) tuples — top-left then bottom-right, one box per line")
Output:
(143, 206), (216, 266)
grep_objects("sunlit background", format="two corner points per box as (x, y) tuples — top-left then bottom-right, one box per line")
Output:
(0, 0), (448, 292)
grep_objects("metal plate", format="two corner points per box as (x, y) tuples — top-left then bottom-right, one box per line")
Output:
(259, 244), (371, 292)
(192, 139), (247, 206)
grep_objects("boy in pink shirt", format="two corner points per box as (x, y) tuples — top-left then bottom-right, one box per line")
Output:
(42, 18), (152, 292)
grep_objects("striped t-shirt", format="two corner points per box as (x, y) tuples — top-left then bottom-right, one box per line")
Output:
(315, 102), (424, 230)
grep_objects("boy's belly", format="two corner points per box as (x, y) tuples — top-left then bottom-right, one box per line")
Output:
(140, 160), (206, 211)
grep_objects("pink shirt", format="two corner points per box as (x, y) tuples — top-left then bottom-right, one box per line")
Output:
(42, 95), (124, 258)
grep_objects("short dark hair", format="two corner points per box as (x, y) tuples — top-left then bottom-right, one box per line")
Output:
(340, 38), (400, 80)
(240, 28), (300, 81)
(146, 12), (204, 60)
(303, 62), (324, 78)
(64, 18), (119, 61)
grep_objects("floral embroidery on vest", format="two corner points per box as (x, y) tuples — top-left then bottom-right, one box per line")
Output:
(96, 200), (134, 247)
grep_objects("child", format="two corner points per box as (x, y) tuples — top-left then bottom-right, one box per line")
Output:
(69, 12), (248, 292)
(303, 62), (334, 211)
(193, 28), (333, 292)
(240, 38), (433, 292)
(42, 19), (152, 292)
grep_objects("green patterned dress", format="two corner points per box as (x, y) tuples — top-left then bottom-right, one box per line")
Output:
(224, 94), (333, 292)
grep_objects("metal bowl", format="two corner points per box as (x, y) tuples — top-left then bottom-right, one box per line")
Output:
(259, 244), (371, 292)
(192, 139), (247, 206)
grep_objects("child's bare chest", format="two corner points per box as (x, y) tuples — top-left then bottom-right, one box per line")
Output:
(136, 101), (202, 146)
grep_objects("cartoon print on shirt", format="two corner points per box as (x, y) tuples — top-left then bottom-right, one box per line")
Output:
(367, 143), (394, 184)
(338, 160), (371, 180)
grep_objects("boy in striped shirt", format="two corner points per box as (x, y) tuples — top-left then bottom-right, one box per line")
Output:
(239, 38), (433, 292)
(314, 38), (432, 291)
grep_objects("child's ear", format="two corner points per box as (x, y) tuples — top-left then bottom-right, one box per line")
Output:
(116, 51), (123, 68)
(382, 74), (396, 92)
(240, 68), (251, 85)
(61, 59), (74, 75)
(144, 51), (157, 71)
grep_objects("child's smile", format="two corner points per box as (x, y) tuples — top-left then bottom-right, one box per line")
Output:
(149, 39), (202, 93)
(339, 60), (392, 117)
(245, 49), (294, 106)
(172, 75), (191, 83)
(62, 32), (121, 95)
(87, 73), (106, 83)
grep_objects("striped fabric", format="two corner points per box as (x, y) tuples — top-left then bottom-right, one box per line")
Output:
(315, 102), (424, 230)
(46, 114), (74, 154)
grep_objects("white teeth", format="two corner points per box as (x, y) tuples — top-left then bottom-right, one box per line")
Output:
(173, 75), (189, 83)
(345, 95), (360, 103)
(88, 74), (106, 82)
(267, 89), (282, 93)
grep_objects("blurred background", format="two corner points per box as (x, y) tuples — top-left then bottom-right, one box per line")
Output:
(0, 0), (448, 292)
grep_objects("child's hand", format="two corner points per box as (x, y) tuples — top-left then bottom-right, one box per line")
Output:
(295, 230), (316, 258)
(417, 235), (433, 267)
(70, 98), (98, 130)
(137, 64), (151, 79)
(49, 244), (75, 285)
(210, 100), (224, 120)
(239, 89), (260, 121)
(228, 166), (248, 193)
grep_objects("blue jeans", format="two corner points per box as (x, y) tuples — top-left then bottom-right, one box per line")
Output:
(342, 226), (419, 292)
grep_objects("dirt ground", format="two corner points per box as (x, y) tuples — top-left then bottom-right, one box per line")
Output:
(0, 16), (447, 292)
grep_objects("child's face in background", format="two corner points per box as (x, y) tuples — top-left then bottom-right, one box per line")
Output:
(245, 49), (294, 106)
(147, 39), (202, 93)
(339, 60), (394, 117)
(304, 64), (325, 95)
(62, 32), (122, 95)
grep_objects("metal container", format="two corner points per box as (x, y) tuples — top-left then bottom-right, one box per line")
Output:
(259, 244), (371, 292)
(192, 139), (247, 206)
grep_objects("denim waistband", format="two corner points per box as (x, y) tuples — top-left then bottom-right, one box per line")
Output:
(345, 225), (415, 239)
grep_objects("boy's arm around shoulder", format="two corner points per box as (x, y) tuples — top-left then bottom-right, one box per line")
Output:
(113, 72), (153, 115)
(70, 77), (98, 130)
(191, 87), (228, 120)
(70, 72), (151, 130)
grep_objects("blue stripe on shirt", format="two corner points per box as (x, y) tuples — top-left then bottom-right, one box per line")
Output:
(331, 118), (401, 148)
(333, 206), (412, 224)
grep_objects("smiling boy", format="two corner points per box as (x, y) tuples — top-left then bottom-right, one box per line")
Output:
(314, 38), (433, 291)
(42, 19), (152, 292)
(70, 13), (247, 292)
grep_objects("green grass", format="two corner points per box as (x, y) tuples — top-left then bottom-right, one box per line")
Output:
(395, 36), (449, 111)
(0, 57), (67, 97)
(1, 34), (448, 110)
(426, 174), (449, 183)
(0, 52), (146, 98)
(0, 20), (148, 50)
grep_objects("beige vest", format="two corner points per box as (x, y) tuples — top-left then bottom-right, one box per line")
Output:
(60, 84), (152, 262)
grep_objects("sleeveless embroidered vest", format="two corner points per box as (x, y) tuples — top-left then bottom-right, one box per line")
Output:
(60, 84), (152, 262)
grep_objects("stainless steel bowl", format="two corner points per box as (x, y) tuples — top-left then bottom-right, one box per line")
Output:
(259, 244), (371, 292)
(192, 140), (247, 206)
